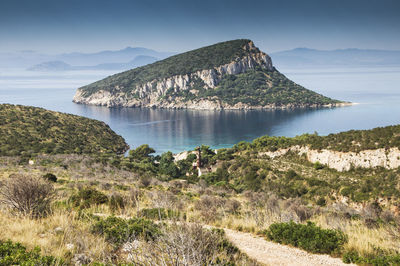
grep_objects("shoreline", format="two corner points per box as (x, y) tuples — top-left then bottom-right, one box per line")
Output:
(72, 99), (354, 111)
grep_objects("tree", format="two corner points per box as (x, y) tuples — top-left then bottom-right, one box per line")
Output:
(129, 144), (155, 161)
(159, 151), (180, 179)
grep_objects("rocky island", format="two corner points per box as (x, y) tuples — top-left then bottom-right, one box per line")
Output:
(73, 39), (347, 109)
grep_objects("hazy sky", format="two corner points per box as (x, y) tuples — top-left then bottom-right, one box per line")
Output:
(1, 0), (399, 54)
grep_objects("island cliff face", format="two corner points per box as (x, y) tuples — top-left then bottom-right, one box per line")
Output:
(73, 40), (345, 109)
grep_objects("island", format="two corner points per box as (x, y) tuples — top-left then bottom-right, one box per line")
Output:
(73, 39), (349, 109)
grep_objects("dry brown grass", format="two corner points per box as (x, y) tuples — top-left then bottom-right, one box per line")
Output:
(0, 209), (110, 261)
(313, 215), (400, 256)
(1, 154), (400, 263)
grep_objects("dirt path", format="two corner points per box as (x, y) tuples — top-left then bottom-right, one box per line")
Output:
(223, 228), (351, 266)
(94, 214), (351, 265)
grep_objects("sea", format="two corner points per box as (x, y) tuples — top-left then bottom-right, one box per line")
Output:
(1, 66), (400, 154)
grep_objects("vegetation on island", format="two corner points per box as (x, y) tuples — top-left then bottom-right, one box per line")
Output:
(165, 67), (339, 106)
(79, 39), (254, 97)
(77, 39), (342, 108)
(0, 104), (129, 156)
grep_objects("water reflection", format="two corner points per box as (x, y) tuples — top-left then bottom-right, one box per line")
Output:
(71, 105), (323, 153)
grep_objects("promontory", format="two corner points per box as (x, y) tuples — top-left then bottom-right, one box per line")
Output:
(73, 39), (347, 110)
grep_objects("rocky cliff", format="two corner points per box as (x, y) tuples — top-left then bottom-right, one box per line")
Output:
(73, 39), (344, 109)
(260, 145), (400, 171)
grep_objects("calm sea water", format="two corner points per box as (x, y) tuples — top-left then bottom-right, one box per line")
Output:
(1, 67), (400, 154)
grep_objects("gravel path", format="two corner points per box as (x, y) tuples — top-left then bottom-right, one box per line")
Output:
(224, 228), (351, 266)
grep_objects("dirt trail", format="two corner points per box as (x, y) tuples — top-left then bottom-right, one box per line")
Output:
(223, 228), (351, 266)
(94, 214), (351, 265)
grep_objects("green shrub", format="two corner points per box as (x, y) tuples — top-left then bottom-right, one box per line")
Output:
(69, 187), (108, 209)
(109, 194), (126, 211)
(265, 221), (347, 254)
(342, 250), (400, 265)
(0, 240), (61, 265)
(139, 208), (184, 220)
(316, 197), (326, 206)
(42, 173), (57, 182)
(314, 161), (324, 170)
(91, 216), (160, 245)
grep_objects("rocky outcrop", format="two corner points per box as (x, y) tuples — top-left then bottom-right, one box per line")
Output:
(73, 42), (274, 109)
(260, 146), (400, 171)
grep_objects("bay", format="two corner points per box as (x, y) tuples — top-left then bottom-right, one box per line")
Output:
(1, 67), (399, 154)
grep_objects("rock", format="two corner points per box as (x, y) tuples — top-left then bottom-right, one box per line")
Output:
(260, 146), (400, 171)
(54, 227), (63, 233)
(66, 243), (75, 250)
(72, 253), (92, 266)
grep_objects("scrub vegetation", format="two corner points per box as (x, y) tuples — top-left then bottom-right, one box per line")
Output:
(1, 106), (400, 265)
(0, 104), (128, 156)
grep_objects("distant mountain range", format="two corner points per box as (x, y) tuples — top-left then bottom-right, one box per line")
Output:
(270, 48), (400, 67)
(27, 55), (159, 71)
(0, 47), (174, 69)
(1, 46), (399, 71)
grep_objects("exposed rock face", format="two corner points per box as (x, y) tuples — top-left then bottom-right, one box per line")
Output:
(260, 146), (400, 171)
(73, 42), (274, 109)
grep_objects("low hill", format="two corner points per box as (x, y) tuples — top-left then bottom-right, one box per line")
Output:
(28, 55), (159, 71)
(0, 104), (129, 156)
(73, 39), (345, 109)
(27, 60), (74, 71)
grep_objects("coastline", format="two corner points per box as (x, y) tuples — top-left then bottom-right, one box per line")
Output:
(73, 89), (353, 110)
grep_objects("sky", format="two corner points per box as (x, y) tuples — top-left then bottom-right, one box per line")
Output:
(0, 0), (399, 54)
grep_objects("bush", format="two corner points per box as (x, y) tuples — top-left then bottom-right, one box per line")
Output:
(265, 221), (347, 254)
(0, 175), (55, 218)
(109, 193), (126, 211)
(69, 187), (108, 209)
(139, 208), (184, 220)
(0, 240), (61, 265)
(342, 250), (400, 265)
(91, 216), (160, 246)
(130, 223), (227, 265)
(42, 173), (57, 182)
(314, 161), (324, 170)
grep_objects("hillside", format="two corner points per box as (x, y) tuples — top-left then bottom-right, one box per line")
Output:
(0, 104), (129, 156)
(248, 124), (400, 153)
(1, 125), (400, 264)
(73, 39), (345, 109)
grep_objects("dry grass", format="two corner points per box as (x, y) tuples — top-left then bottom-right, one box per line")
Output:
(313, 214), (400, 255)
(1, 154), (400, 263)
(0, 209), (110, 261)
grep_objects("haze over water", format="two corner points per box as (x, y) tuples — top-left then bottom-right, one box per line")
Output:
(1, 66), (400, 154)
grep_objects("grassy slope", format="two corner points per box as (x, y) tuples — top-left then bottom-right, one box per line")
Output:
(0, 153), (398, 264)
(78, 39), (252, 96)
(0, 104), (129, 156)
